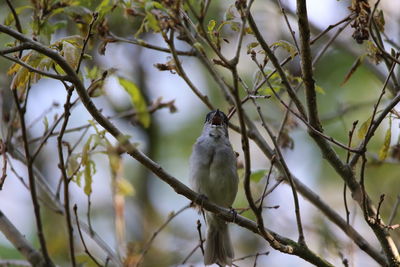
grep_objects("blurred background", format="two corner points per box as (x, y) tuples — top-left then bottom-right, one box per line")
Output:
(1, 0), (400, 266)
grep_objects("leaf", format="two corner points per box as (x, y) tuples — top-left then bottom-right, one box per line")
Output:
(193, 42), (205, 54)
(96, 0), (114, 18)
(84, 160), (95, 196)
(144, 1), (164, 11)
(230, 21), (240, 32)
(62, 42), (80, 69)
(224, 5), (236, 21)
(379, 120), (392, 161)
(271, 40), (297, 59)
(117, 178), (135, 196)
(81, 135), (93, 166)
(118, 77), (151, 128)
(145, 12), (160, 32)
(207, 20), (216, 32)
(250, 169), (267, 183)
(8, 52), (46, 91)
(76, 253), (100, 267)
(247, 42), (259, 54)
(315, 84), (326, 94)
(358, 116), (372, 139)
(374, 10), (385, 32)
(4, 5), (32, 26)
(52, 35), (84, 49)
(67, 153), (80, 177)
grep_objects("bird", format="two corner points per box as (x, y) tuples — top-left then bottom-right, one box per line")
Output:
(189, 109), (239, 266)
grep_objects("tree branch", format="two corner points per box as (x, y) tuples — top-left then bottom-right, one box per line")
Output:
(0, 210), (46, 266)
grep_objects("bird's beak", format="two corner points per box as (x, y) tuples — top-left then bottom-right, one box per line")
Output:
(211, 110), (223, 126)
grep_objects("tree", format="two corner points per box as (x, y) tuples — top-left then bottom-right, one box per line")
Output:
(0, 0), (399, 266)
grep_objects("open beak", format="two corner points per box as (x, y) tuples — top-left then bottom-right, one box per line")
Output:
(211, 110), (223, 126)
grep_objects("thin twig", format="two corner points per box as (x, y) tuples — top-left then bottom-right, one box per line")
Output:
(1, 54), (71, 82)
(136, 204), (190, 266)
(247, 12), (307, 120)
(376, 194), (385, 224)
(344, 121), (358, 225)
(0, 140), (8, 190)
(233, 251), (270, 262)
(107, 32), (195, 56)
(252, 96), (306, 245)
(5, 0), (23, 33)
(196, 219), (205, 256)
(57, 83), (76, 266)
(388, 195), (400, 226)
(12, 90), (54, 267)
(181, 243), (201, 264)
(276, 0), (300, 52)
(73, 205), (102, 267)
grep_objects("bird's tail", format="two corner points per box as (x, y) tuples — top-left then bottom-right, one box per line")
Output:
(204, 214), (234, 266)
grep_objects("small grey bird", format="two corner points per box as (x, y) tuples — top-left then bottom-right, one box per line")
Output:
(189, 110), (239, 266)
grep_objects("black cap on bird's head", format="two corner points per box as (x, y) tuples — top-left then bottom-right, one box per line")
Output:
(205, 109), (229, 126)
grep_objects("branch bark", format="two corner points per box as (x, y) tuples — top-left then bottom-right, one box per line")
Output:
(0, 210), (46, 267)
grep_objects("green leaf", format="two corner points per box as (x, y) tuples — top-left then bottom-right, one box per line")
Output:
(118, 77), (151, 128)
(96, 0), (114, 18)
(144, 1), (164, 11)
(145, 12), (160, 32)
(250, 169), (267, 183)
(247, 42), (259, 54)
(358, 116), (372, 139)
(207, 20), (216, 32)
(4, 5), (32, 26)
(379, 120), (392, 161)
(272, 40), (297, 59)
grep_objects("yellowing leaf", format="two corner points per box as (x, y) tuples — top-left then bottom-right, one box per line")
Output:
(84, 160), (95, 196)
(358, 116), (372, 139)
(315, 84), (326, 94)
(379, 121), (392, 161)
(117, 178), (135, 196)
(67, 153), (80, 177)
(7, 54), (30, 76)
(118, 77), (151, 128)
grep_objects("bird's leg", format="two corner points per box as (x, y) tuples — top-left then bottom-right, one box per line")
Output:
(191, 194), (208, 214)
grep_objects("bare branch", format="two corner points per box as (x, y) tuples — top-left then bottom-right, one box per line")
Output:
(0, 210), (46, 266)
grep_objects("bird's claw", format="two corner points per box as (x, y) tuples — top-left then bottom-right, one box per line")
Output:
(191, 194), (208, 214)
(229, 207), (237, 223)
